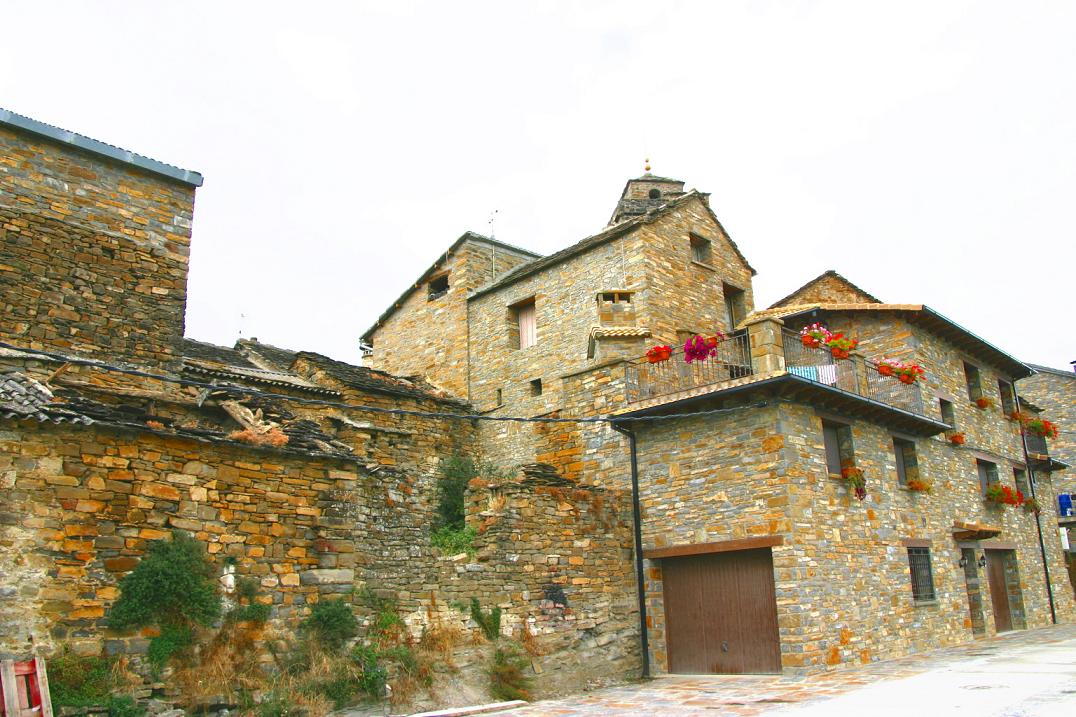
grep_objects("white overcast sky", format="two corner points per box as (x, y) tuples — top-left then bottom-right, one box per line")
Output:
(4, 1), (1074, 370)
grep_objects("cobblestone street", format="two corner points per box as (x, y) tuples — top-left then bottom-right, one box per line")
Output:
(482, 624), (1076, 716)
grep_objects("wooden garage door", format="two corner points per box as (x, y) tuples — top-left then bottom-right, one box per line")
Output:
(662, 548), (781, 674)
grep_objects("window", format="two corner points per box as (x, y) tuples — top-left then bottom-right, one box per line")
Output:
(598, 291), (632, 304)
(976, 459), (999, 494)
(907, 548), (936, 602)
(529, 378), (543, 396)
(997, 380), (1014, 415)
(495, 388), (503, 406)
(822, 419), (855, 475)
(963, 362), (982, 402)
(427, 274), (449, 300)
(893, 437), (919, 486)
(939, 398), (955, 427)
(689, 234), (712, 265)
(723, 283), (746, 328)
(648, 188), (661, 199)
(1013, 467), (1029, 496)
(510, 298), (537, 349)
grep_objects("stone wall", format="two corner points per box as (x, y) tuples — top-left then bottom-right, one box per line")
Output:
(1018, 368), (1075, 495)
(0, 126), (196, 370)
(364, 239), (534, 398)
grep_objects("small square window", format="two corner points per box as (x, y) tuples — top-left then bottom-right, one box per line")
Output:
(939, 398), (955, 427)
(976, 459), (999, 494)
(530, 378), (542, 396)
(907, 547), (936, 602)
(427, 274), (449, 300)
(822, 419), (855, 475)
(599, 291), (632, 304)
(495, 388), (503, 406)
(689, 234), (712, 265)
(893, 437), (919, 486)
(963, 362), (982, 402)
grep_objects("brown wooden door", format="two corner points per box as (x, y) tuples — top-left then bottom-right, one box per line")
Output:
(662, 548), (781, 674)
(986, 550), (1012, 633)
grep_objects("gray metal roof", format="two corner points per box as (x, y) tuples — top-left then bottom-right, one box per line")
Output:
(0, 108), (203, 187)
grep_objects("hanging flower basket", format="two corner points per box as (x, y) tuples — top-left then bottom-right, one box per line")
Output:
(683, 335), (717, 363)
(984, 483), (1024, 508)
(645, 344), (673, 363)
(704, 330), (727, 349)
(906, 478), (932, 493)
(877, 360), (926, 384)
(1007, 410), (1027, 423)
(840, 466), (867, 501)
(1023, 497), (1042, 516)
(799, 323), (832, 349)
(948, 432), (966, 445)
(826, 333), (858, 360)
(1025, 418), (1060, 440)
(975, 396), (994, 410)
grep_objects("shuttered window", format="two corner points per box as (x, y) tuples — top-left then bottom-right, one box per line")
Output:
(517, 301), (537, 348)
(907, 547), (936, 602)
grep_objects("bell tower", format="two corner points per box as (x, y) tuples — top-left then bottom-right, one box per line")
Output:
(608, 159), (686, 225)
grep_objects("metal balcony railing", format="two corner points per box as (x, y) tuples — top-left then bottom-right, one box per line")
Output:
(625, 332), (752, 404)
(782, 330), (926, 416)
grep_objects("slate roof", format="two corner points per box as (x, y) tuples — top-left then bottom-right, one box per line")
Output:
(181, 338), (338, 396)
(235, 339), (301, 372)
(0, 373), (93, 425)
(1027, 363), (1076, 379)
(470, 190), (756, 301)
(768, 269), (883, 309)
(0, 107), (203, 187)
(747, 303), (1032, 379)
(295, 352), (467, 406)
(361, 232), (542, 341)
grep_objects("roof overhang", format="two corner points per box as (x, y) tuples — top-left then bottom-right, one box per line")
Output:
(612, 373), (949, 436)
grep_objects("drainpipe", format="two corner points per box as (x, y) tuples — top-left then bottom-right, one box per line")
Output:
(1013, 388), (1057, 624)
(612, 422), (651, 678)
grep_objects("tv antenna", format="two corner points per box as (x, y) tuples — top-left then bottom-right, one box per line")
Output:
(488, 209), (499, 239)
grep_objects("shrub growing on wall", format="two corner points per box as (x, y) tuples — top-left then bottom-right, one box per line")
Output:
(107, 531), (221, 671)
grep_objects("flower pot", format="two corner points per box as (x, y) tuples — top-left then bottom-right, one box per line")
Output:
(948, 433), (966, 445)
(878, 364), (895, 377)
(898, 374), (915, 384)
(831, 348), (850, 360)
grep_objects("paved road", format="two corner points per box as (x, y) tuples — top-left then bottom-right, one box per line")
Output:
(481, 624), (1076, 716)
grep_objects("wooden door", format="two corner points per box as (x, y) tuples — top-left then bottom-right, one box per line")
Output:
(986, 550), (1012, 633)
(662, 548), (781, 674)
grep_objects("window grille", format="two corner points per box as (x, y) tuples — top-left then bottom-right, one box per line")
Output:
(907, 547), (936, 601)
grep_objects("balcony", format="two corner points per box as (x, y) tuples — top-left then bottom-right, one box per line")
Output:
(618, 320), (946, 436)
(781, 330), (925, 416)
(625, 332), (752, 403)
(1024, 431), (1068, 472)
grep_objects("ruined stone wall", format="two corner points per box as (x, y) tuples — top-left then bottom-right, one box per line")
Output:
(364, 240), (534, 399)
(638, 195), (755, 343)
(0, 126), (196, 370)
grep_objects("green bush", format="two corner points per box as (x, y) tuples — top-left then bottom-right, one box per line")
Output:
(108, 531), (220, 631)
(147, 624), (193, 674)
(431, 525), (477, 555)
(301, 600), (358, 651)
(47, 649), (114, 707)
(256, 690), (294, 717)
(350, 645), (387, 697)
(106, 694), (145, 717)
(436, 458), (513, 532)
(489, 644), (532, 701)
(232, 602), (272, 623)
(470, 598), (501, 641)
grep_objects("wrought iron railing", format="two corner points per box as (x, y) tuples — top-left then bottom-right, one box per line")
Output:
(782, 330), (925, 415)
(625, 332), (752, 403)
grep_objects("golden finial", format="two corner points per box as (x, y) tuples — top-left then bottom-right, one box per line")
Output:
(644, 157), (651, 173)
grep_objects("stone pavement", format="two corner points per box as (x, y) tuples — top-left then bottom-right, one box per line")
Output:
(482, 624), (1076, 716)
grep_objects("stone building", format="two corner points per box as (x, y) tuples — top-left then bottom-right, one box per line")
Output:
(1, 103), (1072, 703)
(364, 165), (1074, 675)
(0, 109), (640, 703)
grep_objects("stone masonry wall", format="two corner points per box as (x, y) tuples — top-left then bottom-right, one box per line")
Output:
(0, 126), (196, 370)
(1018, 369), (1075, 495)
(365, 240), (534, 398)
